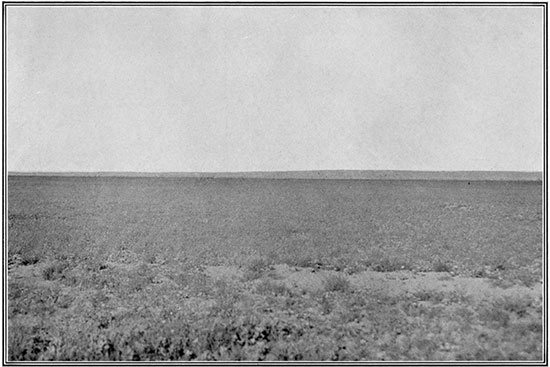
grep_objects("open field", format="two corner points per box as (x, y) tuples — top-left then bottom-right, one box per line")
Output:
(7, 176), (544, 361)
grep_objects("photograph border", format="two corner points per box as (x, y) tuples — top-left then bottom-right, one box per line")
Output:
(2, 2), (547, 365)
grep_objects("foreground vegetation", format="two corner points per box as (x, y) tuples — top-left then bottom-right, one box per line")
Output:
(7, 177), (543, 361)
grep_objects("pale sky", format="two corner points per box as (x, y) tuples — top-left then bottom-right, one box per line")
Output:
(7, 6), (544, 172)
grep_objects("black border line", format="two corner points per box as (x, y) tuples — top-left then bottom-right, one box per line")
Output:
(3, 2), (7, 366)
(2, 2), (548, 366)
(544, 2), (548, 365)
(544, 1), (548, 364)
(0, 1), (548, 6)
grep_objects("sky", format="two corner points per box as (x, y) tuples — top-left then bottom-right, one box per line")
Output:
(7, 6), (544, 172)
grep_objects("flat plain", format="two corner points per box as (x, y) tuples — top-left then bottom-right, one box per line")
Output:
(7, 176), (544, 361)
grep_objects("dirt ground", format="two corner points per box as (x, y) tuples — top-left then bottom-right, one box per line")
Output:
(204, 263), (542, 301)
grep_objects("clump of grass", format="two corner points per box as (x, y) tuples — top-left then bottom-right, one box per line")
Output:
(371, 258), (411, 272)
(21, 253), (40, 266)
(243, 258), (272, 281)
(319, 294), (333, 315)
(324, 274), (351, 293)
(42, 261), (70, 281)
(432, 261), (452, 273)
(473, 266), (489, 278)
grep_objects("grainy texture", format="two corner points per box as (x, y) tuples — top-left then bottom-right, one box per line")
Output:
(7, 176), (543, 361)
(8, 176), (542, 278)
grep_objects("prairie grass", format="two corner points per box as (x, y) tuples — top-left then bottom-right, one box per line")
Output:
(7, 176), (543, 361)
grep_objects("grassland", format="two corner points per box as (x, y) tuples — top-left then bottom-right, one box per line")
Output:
(7, 176), (544, 361)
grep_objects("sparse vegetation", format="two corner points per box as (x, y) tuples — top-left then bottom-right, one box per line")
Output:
(7, 176), (543, 361)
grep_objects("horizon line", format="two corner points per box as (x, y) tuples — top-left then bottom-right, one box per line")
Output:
(6, 169), (543, 181)
(6, 169), (544, 174)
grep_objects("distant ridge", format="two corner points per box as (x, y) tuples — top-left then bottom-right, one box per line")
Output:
(7, 170), (543, 181)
